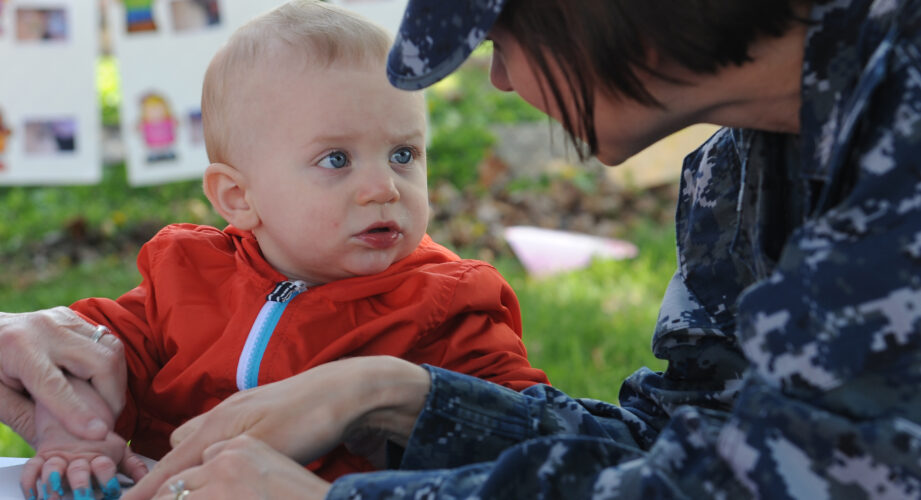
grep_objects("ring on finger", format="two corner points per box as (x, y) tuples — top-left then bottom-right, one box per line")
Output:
(176, 490), (191, 500)
(90, 325), (110, 343)
(169, 479), (186, 494)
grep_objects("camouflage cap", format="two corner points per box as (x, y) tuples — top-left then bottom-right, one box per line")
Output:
(387, 0), (507, 90)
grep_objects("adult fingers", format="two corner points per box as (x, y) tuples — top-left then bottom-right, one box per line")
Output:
(148, 464), (204, 500)
(122, 428), (217, 500)
(0, 309), (117, 440)
(150, 437), (331, 500)
(55, 321), (127, 417)
(169, 413), (204, 448)
(125, 394), (266, 499)
(19, 456), (43, 500)
(0, 382), (36, 443)
(65, 458), (93, 500)
(25, 362), (109, 441)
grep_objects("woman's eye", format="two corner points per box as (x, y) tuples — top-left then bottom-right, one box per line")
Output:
(390, 147), (414, 165)
(318, 151), (348, 169)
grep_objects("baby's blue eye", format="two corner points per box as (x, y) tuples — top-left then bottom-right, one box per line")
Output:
(390, 147), (414, 165)
(319, 151), (348, 169)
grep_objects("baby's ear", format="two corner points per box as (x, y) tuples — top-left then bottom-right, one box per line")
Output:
(203, 163), (259, 230)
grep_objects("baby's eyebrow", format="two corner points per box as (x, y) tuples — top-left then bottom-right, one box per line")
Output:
(390, 130), (426, 143)
(303, 127), (426, 147)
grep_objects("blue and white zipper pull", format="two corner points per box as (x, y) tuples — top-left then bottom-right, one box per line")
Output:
(236, 280), (307, 390)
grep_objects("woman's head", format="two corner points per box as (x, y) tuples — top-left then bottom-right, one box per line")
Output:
(389, 0), (814, 158)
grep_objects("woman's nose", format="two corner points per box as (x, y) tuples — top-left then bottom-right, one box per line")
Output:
(489, 53), (512, 92)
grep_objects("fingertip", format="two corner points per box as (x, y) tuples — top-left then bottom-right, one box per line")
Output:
(20, 456), (43, 494)
(126, 456), (149, 482)
(72, 487), (94, 500)
(102, 476), (122, 500)
(58, 408), (109, 441)
(48, 470), (64, 496)
(70, 417), (109, 441)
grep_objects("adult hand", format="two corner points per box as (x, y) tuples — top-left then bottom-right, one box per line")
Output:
(20, 377), (147, 500)
(125, 356), (430, 500)
(0, 307), (127, 442)
(151, 435), (330, 500)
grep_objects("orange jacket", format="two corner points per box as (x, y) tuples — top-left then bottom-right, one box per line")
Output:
(72, 224), (547, 480)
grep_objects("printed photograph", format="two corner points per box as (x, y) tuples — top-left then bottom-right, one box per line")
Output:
(125, 0), (157, 33)
(16, 7), (68, 42)
(170, 0), (221, 33)
(187, 109), (203, 145)
(23, 118), (77, 154)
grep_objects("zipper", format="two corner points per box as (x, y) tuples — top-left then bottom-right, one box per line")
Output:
(236, 280), (307, 390)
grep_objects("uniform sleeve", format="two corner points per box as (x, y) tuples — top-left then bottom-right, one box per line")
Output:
(329, 9), (921, 498)
(410, 263), (548, 391)
(70, 236), (166, 440)
(328, 366), (748, 499)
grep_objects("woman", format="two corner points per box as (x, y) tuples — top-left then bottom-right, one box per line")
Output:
(21, 0), (921, 497)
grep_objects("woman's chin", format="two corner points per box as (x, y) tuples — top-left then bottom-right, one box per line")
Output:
(594, 151), (631, 167)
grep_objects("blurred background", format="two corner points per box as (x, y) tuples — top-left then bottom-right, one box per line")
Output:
(0, 0), (719, 456)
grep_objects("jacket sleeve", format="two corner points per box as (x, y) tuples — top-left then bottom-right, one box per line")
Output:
(70, 235), (167, 440)
(411, 262), (549, 391)
(328, 366), (745, 499)
(329, 8), (921, 498)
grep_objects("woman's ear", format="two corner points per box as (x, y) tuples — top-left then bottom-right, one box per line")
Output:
(203, 163), (260, 230)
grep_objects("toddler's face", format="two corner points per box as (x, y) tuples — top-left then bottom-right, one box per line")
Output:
(228, 60), (430, 284)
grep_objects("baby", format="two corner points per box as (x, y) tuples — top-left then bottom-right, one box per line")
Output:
(20, 1), (548, 498)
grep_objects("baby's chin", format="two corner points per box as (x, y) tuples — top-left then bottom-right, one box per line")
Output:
(345, 249), (414, 277)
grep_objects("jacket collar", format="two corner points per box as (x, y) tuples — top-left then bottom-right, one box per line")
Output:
(224, 225), (457, 300)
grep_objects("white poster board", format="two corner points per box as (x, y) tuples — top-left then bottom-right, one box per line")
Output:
(109, 0), (288, 186)
(111, 0), (408, 187)
(111, 0), (408, 186)
(0, 0), (101, 185)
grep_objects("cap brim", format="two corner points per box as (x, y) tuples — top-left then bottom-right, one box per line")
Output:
(387, 0), (507, 90)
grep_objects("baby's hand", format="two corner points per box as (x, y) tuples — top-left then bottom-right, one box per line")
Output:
(19, 378), (147, 500)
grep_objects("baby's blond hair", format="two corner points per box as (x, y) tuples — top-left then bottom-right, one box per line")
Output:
(202, 0), (393, 164)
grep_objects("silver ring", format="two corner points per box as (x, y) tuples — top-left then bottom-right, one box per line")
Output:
(169, 479), (186, 494)
(169, 479), (186, 495)
(176, 490), (191, 500)
(90, 325), (109, 343)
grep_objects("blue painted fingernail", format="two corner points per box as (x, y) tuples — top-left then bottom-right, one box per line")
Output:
(73, 487), (94, 500)
(103, 477), (122, 500)
(49, 471), (64, 496)
(39, 481), (49, 500)
(26, 487), (36, 500)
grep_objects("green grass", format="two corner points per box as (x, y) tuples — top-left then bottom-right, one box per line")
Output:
(487, 222), (672, 395)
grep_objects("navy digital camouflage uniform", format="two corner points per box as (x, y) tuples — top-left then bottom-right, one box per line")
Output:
(328, 0), (921, 497)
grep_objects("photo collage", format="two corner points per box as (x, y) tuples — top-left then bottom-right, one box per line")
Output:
(2, 0), (407, 186)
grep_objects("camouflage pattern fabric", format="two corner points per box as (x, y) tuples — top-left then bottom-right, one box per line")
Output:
(387, 0), (507, 90)
(329, 0), (921, 497)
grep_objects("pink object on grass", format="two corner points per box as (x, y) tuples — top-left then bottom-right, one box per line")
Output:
(503, 225), (638, 277)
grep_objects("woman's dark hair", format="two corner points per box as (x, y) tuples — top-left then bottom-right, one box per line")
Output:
(495, 0), (814, 158)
